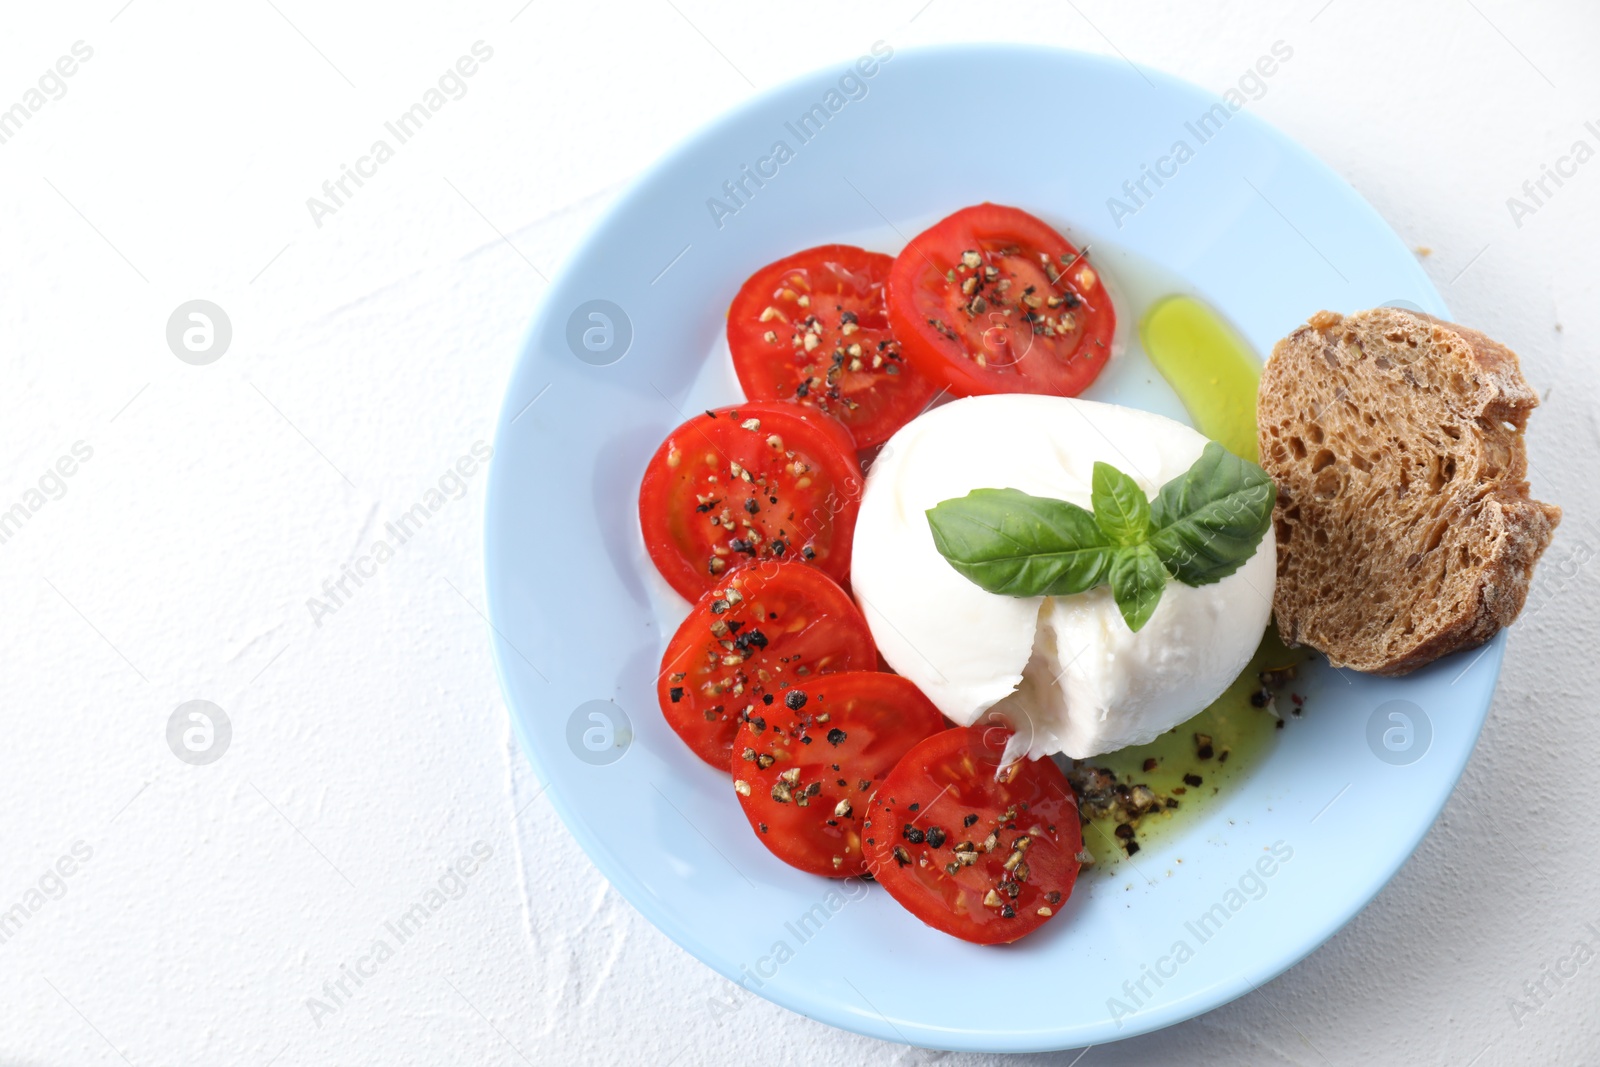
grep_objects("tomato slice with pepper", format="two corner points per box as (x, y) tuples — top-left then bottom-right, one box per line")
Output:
(863, 726), (1083, 945)
(639, 401), (863, 602)
(727, 245), (938, 449)
(730, 672), (945, 878)
(887, 203), (1115, 398)
(658, 562), (877, 770)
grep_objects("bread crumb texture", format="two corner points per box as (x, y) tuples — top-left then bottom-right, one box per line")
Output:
(1257, 308), (1561, 675)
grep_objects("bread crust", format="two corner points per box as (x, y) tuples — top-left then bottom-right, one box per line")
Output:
(1257, 308), (1560, 675)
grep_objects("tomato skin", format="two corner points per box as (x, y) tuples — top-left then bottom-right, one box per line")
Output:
(887, 203), (1115, 398)
(658, 563), (877, 770)
(730, 672), (946, 878)
(864, 726), (1083, 945)
(728, 245), (938, 449)
(639, 401), (863, 602)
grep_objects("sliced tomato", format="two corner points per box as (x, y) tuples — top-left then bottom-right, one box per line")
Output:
(730, 672), (945, 878)
(728, 245), (938, 449)
(639, 401), (863, 602)
(657, 563), (877, 770)
(887, 203), (1115, 398)
(863, 726), (1083, 945)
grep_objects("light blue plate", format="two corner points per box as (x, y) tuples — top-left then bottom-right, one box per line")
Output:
(484, 44), (1501, 1052)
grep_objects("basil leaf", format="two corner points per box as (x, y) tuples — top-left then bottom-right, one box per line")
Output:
(926, 488), (1116, 598)
(1148, 441), (1277, 586)
(1091, 461), (1151, 546)
(1110, 543), (1169, 632)
(926, 444), (1276, 632)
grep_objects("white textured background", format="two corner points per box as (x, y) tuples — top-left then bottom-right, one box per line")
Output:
(2, 0), (1597, 1064)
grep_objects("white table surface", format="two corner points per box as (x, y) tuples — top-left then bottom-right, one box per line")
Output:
(3, 1), (1597, 1063)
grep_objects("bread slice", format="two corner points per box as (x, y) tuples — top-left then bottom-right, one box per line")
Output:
(1257, 307), (1560, 675)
